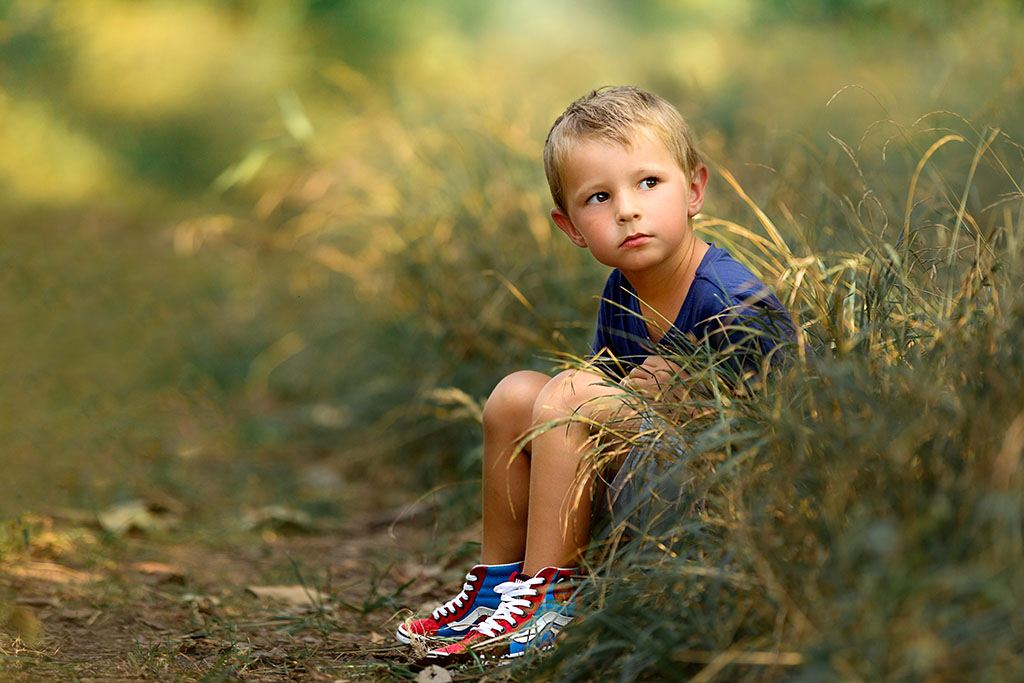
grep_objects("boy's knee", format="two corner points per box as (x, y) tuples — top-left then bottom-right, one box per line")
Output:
(532, 369), (622, 426)
(484, 371), (548, 429)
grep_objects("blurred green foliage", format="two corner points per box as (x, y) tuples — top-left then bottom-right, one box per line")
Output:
(1, 0), (1020, 483)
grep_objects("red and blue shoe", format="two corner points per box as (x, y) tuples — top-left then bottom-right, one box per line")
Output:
(396, 561), (522, 645)
(424, 566), (578, 660)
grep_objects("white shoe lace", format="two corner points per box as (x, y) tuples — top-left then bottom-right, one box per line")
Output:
(472, 575), (544, 637)
(431, 572), (478, 620)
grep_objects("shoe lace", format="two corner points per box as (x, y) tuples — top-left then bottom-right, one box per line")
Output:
(431, 572), (478, 620)
(473, 576), (544, 637)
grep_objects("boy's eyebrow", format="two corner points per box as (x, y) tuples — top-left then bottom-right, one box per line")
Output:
(569, 181), (604, 202)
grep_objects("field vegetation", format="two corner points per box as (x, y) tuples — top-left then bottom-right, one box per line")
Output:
(1, 0), (1022, 679)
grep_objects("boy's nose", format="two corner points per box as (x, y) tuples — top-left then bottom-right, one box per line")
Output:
(615, 197), (641, 223)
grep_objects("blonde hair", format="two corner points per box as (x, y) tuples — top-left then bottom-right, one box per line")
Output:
(543, 86), (702, 213)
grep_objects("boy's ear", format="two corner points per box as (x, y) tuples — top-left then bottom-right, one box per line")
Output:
(687, 164), (708, 217)
(551, 207), (588, 248)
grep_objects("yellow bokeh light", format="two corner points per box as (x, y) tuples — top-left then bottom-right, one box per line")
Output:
(0, 93), (115, 204)
(56, 0), (298, 118)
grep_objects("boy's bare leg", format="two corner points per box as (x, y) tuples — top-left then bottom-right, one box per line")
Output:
(522, 368), (629, 575)
(480, 370), (551, 565)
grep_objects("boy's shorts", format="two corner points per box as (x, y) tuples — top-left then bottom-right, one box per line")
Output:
(596, 412), (688, 528)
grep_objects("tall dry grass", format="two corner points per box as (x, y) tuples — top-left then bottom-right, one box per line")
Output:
(518, 119), (1024, 680)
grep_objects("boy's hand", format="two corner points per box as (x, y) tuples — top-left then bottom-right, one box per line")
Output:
(621, 356), (686, 400)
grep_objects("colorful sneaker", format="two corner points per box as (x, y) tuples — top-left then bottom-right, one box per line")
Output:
(396, 561), (522, 645)
(425, 566), (578, 660)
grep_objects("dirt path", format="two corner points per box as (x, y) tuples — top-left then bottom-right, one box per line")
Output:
(0, 508), (480, 681)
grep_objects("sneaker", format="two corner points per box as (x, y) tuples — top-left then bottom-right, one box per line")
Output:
(396, 561), (522, 645)
(425, 566), (578, 660)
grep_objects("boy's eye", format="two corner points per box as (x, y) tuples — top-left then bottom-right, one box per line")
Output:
(641, 177), (659, 189)
(586, 192), (609, 204)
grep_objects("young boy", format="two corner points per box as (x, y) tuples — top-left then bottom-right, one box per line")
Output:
(397, 86), (791, 660)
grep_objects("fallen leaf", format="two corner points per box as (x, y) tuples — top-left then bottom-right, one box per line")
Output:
(6, 561), (96, 585)
(98, 500), (178, 535)
(128, 561), (185, 585)
(416, 664), (452, 683)
(242, 505), (314, 533)
(245, 585), (327, 606)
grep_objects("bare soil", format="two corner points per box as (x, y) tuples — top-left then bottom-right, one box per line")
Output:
(0, 508), (486, 681)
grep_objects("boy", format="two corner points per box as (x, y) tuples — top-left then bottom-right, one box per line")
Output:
(397, 86), (791, 661)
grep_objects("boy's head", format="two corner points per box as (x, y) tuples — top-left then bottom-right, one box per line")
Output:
(544, 86), (702, 215)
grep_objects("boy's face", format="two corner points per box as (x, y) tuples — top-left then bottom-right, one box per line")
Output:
(550, 132), (706, 279)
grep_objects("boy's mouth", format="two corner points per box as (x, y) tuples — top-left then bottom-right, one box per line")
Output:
(620, 233), (651, 248)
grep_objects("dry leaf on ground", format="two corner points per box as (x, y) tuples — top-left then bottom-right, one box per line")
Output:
(416, 664), (452, 683)
(98, 500), (179, 535)
(5, 561), (96, 585)
(128, 561), (186, 585)
(245, 585), (327, 606)
(242, 505), (315, 533)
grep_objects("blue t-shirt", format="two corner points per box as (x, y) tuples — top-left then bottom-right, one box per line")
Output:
(591, 243), (793, 378)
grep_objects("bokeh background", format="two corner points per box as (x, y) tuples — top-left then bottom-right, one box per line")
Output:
(2, 0), (1022, 523)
